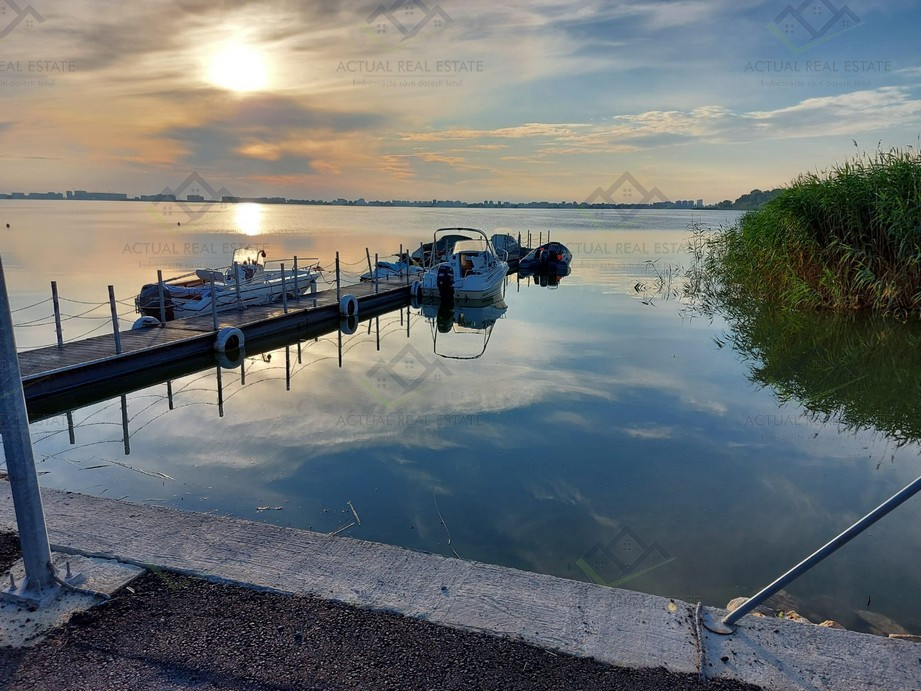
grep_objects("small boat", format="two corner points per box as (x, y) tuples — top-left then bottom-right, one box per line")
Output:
(518, 241), (572, 273)
(410, 233), (471, 267)
(135, 247), (322, 322)
(360, 255), (424, 282)
(417, 228), (509, 302)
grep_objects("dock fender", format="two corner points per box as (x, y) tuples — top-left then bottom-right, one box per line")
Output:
(214, 327), (245, 353)
(410, 280), (422, 298)
(131, 316), (160, 330)
(215, 345), (246, 369)
(340, 314), (359, 335)
(339, 294), (358, 317)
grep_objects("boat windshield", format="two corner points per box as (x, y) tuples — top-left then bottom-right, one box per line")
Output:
(232, 247), (266, 267)
(452, 239), (490, 254)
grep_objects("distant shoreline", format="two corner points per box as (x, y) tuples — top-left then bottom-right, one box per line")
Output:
(0, 197), (734, 211)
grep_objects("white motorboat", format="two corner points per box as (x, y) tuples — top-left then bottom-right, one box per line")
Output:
(360, 256), (424, 282)
(416, 228), (508, 302)
(135, 247), (322, 322)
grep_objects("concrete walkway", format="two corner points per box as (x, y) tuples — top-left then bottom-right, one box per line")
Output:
(0, 486), (918, 690)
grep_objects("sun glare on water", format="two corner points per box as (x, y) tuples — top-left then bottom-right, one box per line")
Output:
(235, 203), (263, 236)
(208, 44), (269, 93)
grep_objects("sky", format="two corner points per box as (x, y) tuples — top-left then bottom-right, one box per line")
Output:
(0, 0), (920, 204)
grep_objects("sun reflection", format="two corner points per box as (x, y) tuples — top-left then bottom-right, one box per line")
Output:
(208, 44), (269, 93)
(235, 203), (263, 236)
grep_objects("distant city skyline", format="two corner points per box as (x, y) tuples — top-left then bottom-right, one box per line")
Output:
(1, 2), (919, 203)
(0, 187), (710, 209)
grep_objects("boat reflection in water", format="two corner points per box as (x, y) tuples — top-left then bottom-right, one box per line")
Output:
(418, 295), (508, 360)
(518, 264), (572, 289)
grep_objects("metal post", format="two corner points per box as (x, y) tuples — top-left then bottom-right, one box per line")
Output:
(50, 281), (63, 348)
(120, 394), (130, 455)
(419, 242), (426, 269)
(281, 263), (288, 314)
(539, 231), (543, 246)
(108, 286), (122, 355)
(365, 247), (372, 277)
(293, 256), (299, 301)
(66, 411), (75, 445)
(374, 253), (379, 294)
(528, 231), (531, 248)
(375, 316), (380, 351)
(0, 255), (58, 603)
(285, 346), (291, 391)
(234, 262), (243, 308)
(400, 244), (404, 283)
(708, 474), (921, 634)
(335, 252), (341, 302)
(240, 359), (245, 385)
(210, 274), (218, 331)
(167, 381), (174, 410)
(157, 270), (166, 327)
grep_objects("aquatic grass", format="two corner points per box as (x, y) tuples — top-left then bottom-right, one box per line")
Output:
(705, 148), (921, 317)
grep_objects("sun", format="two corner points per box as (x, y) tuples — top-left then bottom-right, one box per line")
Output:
(208, 44), (269, 93)
(235, 203), (263, 236)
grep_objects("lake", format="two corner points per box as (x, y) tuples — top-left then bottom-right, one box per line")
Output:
(2, 201), (920, 635)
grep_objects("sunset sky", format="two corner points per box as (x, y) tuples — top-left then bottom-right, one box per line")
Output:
(1, 0), (919, 203)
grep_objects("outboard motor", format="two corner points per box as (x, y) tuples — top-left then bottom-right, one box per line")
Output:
(539, 248), (550, 265)
(435, 263), (455, 300)
(135, 283), (175, 321)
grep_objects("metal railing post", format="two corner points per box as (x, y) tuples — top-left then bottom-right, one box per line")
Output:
(50, 281), (63, 348)
(281, 263), (288, 314)
(0, 255), (58, 603)
(108, 286), (122, 355)
(365, 247), (372, 277)
(157, 270), (166, 326)
(234, 262), (243, 308)
(708, 474), (921, 634)
(335, 252), (341, 302)
(374, 253), (379, 294)
(293, 256), (299, 301)
(209, 274), (218, 331)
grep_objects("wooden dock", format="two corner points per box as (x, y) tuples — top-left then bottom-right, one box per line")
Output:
(20, 277), (411, 409)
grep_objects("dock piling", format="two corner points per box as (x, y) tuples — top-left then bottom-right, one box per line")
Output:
(293, 257), (299, 301)
(120, 394), (130, 455)
(234, 262), (243, 308)
(210, 274), (218, 331)
(374, 253), (379, 294)
(281, 263), (288, 314)
(335, 252), (341, 302)
(108, 286), (122, 355)
(365, 248), (372, 277)
(66, 411), (75, 444)
(51, 281), (63, 348)
(157, 270), (166, 327)
(0, 255), (58, 605)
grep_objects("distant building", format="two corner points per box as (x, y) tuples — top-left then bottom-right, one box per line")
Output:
(186, 194), (205, 202)
(140, 194), (176, 202)
(696, 199), (704, 208)
(71, 190), (128, 201)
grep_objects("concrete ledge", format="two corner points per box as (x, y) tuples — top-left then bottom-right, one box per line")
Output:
(1, 486), (919, 690)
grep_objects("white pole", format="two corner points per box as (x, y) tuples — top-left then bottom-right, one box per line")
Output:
(0, 256), (58, 603)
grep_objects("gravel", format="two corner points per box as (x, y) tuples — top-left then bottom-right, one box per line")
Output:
(0, 532), (761, 690)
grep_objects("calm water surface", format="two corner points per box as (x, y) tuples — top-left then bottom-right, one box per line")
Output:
(2, 201), (920, 634)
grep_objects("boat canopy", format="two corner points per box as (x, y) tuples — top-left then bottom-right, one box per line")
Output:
(232, 247), (266, 267)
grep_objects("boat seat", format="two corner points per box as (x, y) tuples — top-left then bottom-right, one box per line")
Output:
(195, 269), (226, 285)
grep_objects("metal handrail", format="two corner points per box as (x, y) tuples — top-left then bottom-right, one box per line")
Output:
(705, 473), (921, 634)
